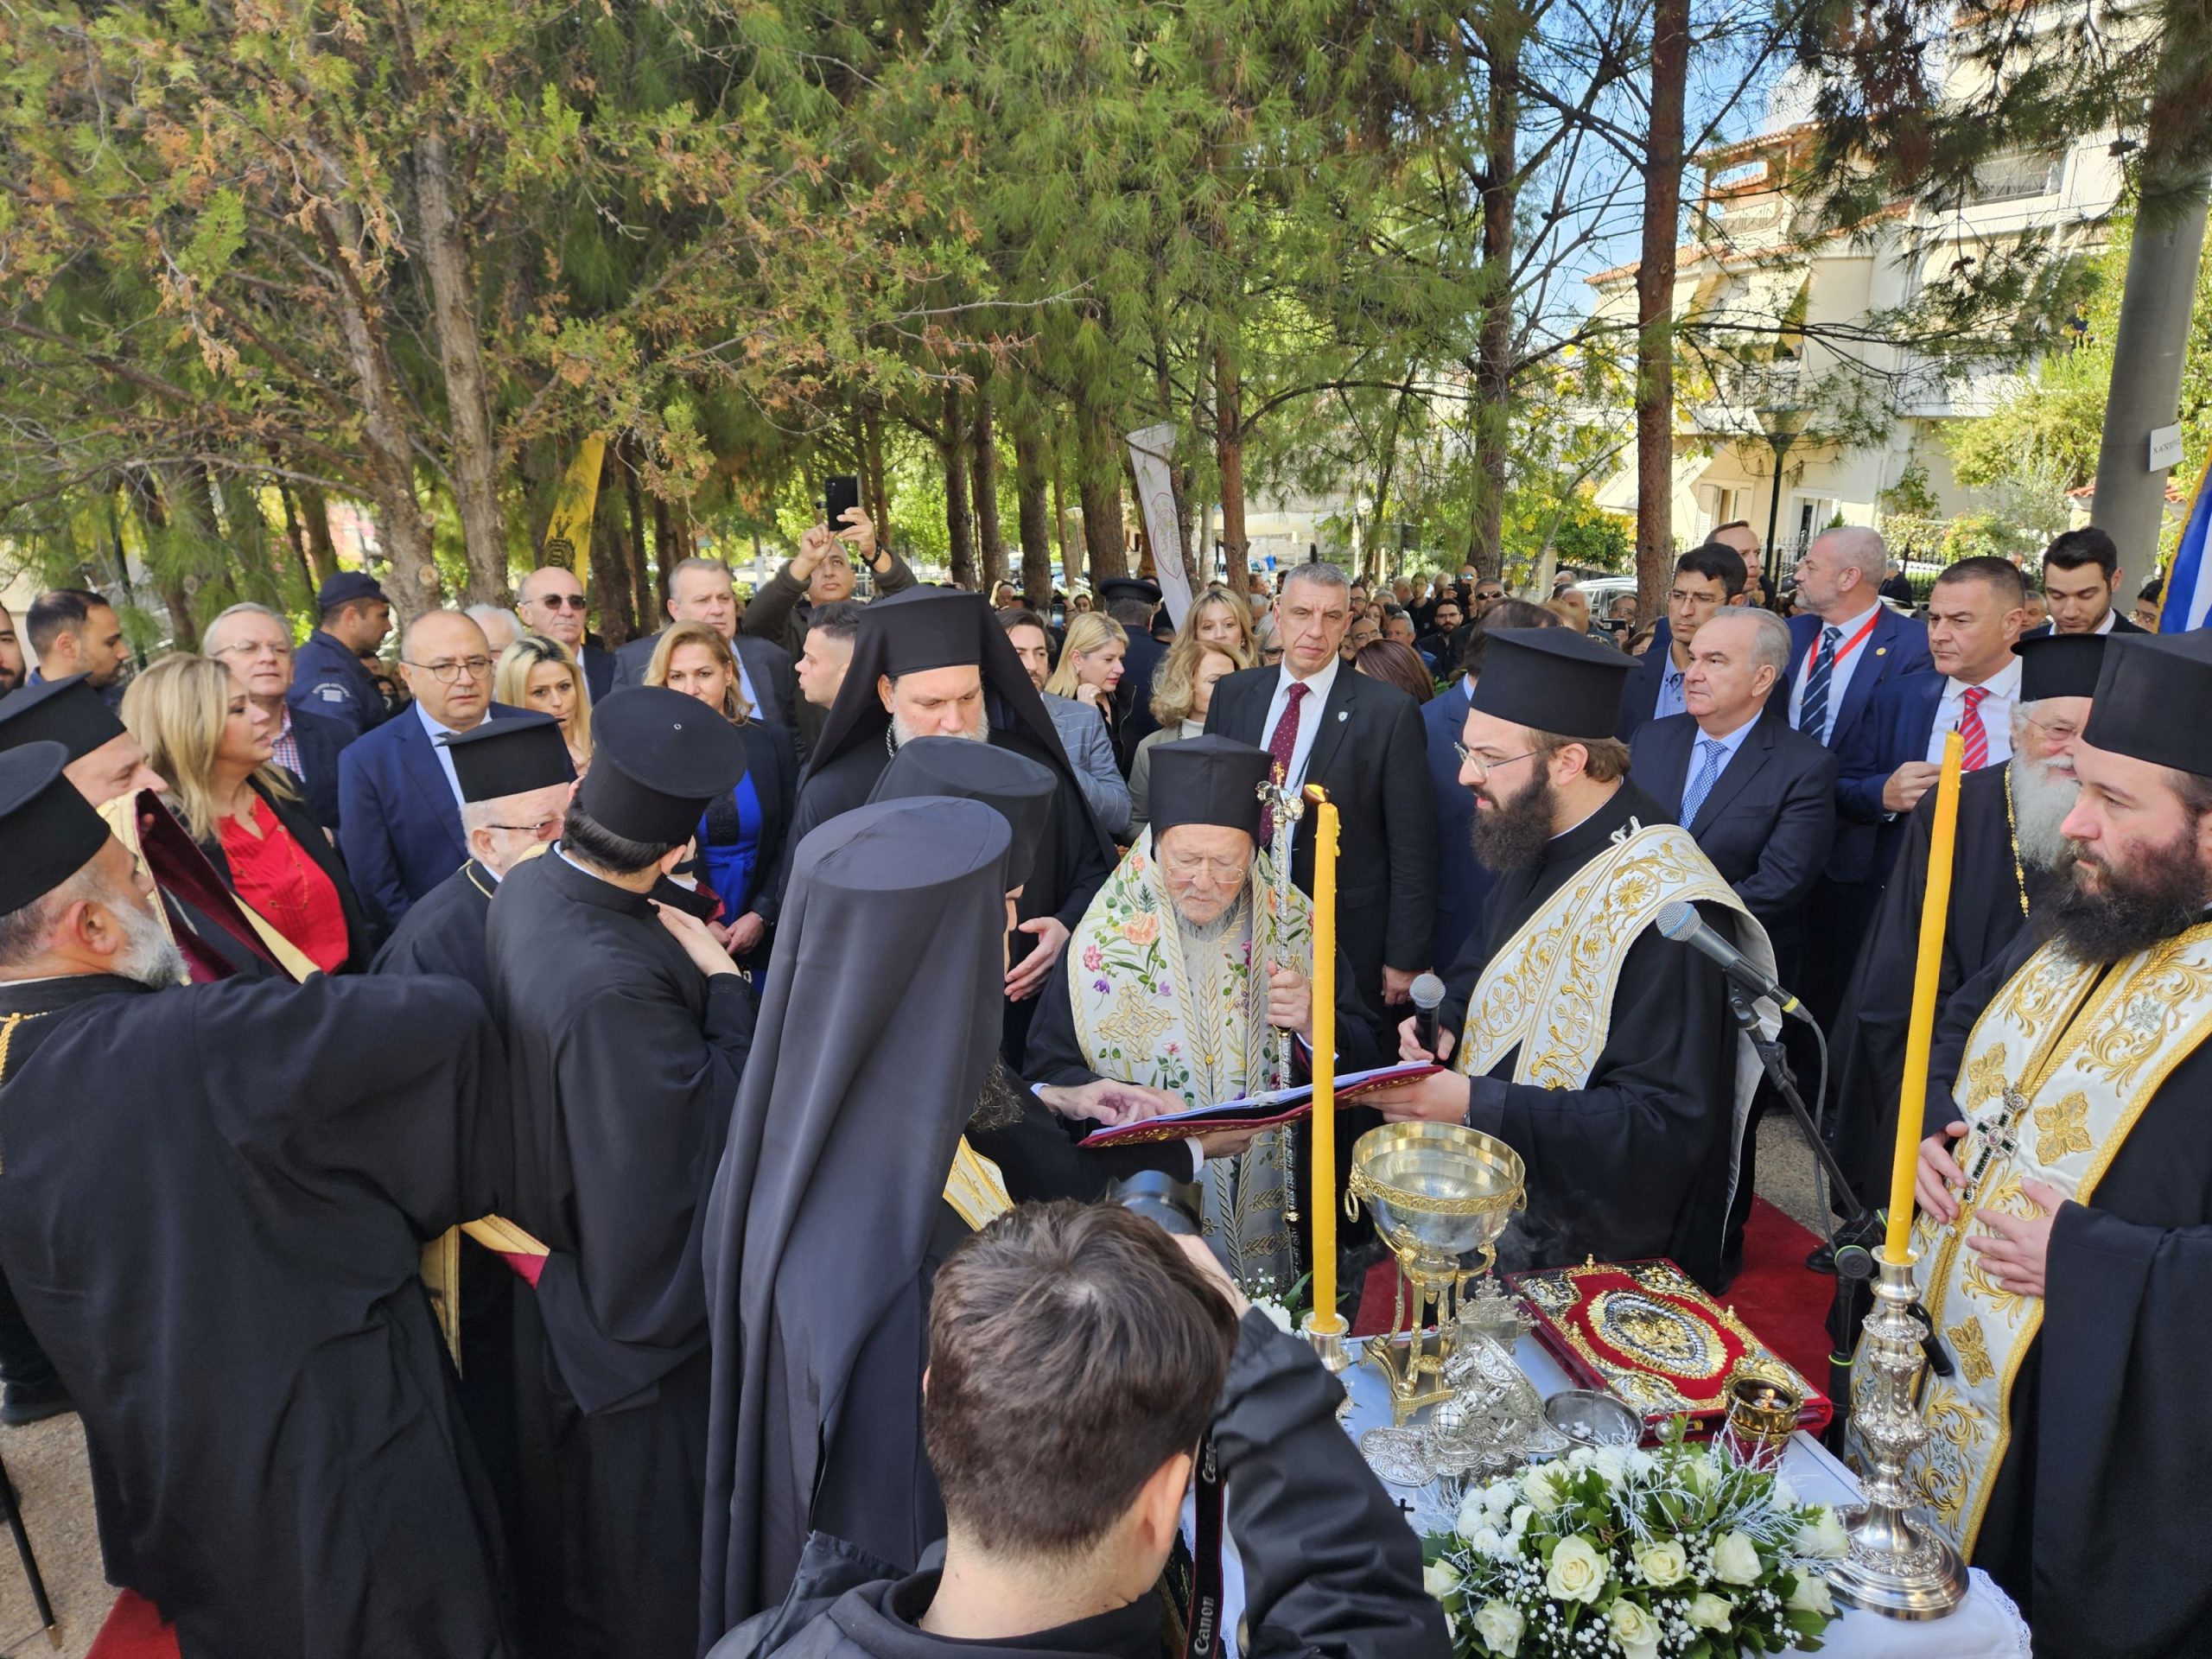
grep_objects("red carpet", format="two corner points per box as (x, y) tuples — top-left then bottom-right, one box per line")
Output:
(1351, 1198), (1834, 1389)
(86, 1592), (179, 1659)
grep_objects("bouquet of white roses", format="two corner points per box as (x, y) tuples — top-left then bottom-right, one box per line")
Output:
(1422, 1421), (1849, 1658)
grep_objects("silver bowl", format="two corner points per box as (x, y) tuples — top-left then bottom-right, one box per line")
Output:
(1544, 1389), (1642, 1448)
(1347, 1122), (1526, 1268)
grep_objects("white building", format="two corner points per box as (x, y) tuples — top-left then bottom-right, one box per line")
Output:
(1587, 12), (2127, 580)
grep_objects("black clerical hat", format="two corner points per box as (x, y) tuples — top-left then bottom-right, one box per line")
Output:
(870, 588), (995, 677)
(0, 674), (125, 763)
(1467, 627), (1633, 741)
(2082, 632), (2212, 777)
(0, 741), (111, 916)
(1098, 576), (1162, 608)
(2014, 633), (2106, 702)
(442, 715), (575, 804)
(1147, 735), (1272, 842)
(577, 686), (747, 844)
(868, 735), (1052, 892)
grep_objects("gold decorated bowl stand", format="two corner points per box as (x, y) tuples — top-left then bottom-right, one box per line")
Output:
(1345, 1122), (1525, 1421)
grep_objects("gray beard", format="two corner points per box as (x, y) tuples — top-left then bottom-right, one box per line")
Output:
(2009, 753), (2079, 872)
(888, 709), (991, 751)
(112, 894), (188, 988)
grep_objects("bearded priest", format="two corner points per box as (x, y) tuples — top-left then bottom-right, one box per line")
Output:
(1022, 735), (1382, 1290)
(1360, 629), (1776, 1290)
(1903, 629), (2212, 1657)
(1829, 631), (2104, 1208)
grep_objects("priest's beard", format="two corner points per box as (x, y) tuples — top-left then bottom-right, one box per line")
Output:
(888, 709), (991, 750)
(2046, 830), (2212, 966)
(1469, 771), (1556, 872)
(966, 1056), (1027, 1135)
(101, 882), (187, 988)
(2010, 753), (2080, 873)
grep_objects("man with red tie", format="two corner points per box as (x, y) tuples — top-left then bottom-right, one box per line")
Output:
(1836, 555), (2027, 896)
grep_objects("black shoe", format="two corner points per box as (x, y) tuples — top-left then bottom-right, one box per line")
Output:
(1804, 1243), (1836, 1274)
(1, 1377), (74, 1427)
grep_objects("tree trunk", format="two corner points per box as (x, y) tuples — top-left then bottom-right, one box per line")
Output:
(940, 385), (976, 589)
(1012, 409), (1056, 607)
(276, 484), (319, 604)
(972, 390), (1007, 591)
(1635, 0), (1691, 619)
(619, 442), (653, 647)
(1215, 344), (1249, 578)
(409, 113), (507, 603)
(1052, 444), (1078, 593)
(298, 482), (340, 587)
(1074, 397), (1128, 581)
(122, 469), (200, 652)
(1469, 16), (1522, 581)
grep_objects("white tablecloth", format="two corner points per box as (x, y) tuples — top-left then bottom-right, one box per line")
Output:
(1330, 1335), (2031, 1658)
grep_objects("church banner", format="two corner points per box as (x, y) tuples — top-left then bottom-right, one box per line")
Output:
(540, 435), (607, 591)
(1127, 422), (1193, 626)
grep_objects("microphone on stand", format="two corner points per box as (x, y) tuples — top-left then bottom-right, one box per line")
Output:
(1655, 901), (1806, 1018)
(1409, 973), (1446, 1058)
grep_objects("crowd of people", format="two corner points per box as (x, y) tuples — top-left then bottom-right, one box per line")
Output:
(0, 503), (2205, 1659)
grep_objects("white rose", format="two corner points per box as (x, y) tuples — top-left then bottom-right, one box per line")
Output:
(1712, 1528), (1764, 1586)
(1789, 1572), (1836, 1617)
(1567, 1446), (1597, 1471)
(1424, 1560), (1462, 1600)
(1608, 1599), (1661, 1659)
(1637, 1540), (1688, 1587)
(1686, 1591), (1734, 1632)
(1796, 1508), (1851, 1560)
(1683, 1452), (1719, 1496)
(1471, 1599), (1524, 1656)
(1520, 1465), (1563, 1513)
(1545, 1534), (1608, 1602)
(1590, 1444), (1632, 1484)
(1508, 1503), (1535, 1537)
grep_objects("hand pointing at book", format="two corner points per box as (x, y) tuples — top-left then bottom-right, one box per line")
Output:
(1036, 1078), (1181, 1128)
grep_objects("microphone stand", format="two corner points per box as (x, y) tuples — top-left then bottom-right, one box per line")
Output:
(1723, 985), (1901, 1452)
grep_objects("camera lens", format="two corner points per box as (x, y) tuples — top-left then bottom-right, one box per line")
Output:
(1107, 1171), (1204, 1237)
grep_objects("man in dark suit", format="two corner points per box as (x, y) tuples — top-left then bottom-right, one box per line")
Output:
(610, 556), (800, 739)
(1204, 560), (1435, 1014)
(1629, 607), (1835, 967)
(1616, 543), (1745, 741)
(338, 611), (524, 931)
(1878, 560), (1914, 607)
(204, 602), (352, 830)
(1836, 555), (2026, 895)
(2027, 525), (2145, 639)
(516, 564), (616, 700)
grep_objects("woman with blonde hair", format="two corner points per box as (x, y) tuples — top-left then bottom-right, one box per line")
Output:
(124, 653), (371, 973)
(1174, 582), (1258, 663)
(495, 633), (592, 771)
(1045, 611), (1128, 766)
(1128, 638), (1243, 832)
(645, 620), (798, 965)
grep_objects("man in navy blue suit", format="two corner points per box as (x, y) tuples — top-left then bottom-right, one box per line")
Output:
(1836, 555), (2026, 897)
(339, 610), (524, 931)
(1630, 607), (1836, 964)
(1616, 542), (1745, 741)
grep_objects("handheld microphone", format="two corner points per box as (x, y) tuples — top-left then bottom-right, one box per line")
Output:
(1409, 972), (1446, 1057)
(1655, 901), (1803, 1018)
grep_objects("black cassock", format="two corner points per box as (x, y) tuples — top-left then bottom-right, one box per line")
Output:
(0, 972), (513, 1659)
(1922, 931), (2212, 1657)
(1828, 766), (2051, 1206)
(372, 857), (496, 997)
(486, 850), (754, 1659)
(1437, 783), (1742, 1289)
(1018, 935), (1384, 1205)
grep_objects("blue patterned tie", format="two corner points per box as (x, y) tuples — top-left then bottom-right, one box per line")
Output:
(1681, 737), (1727, 827)
(1799, 624), (1843, 744)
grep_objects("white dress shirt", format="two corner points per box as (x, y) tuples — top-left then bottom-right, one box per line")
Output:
(415, 701), (469, 808)
(1786, 600), (1882, 742)
(1262, 654), (1342, 790)
(1925, 654), (2022, 766)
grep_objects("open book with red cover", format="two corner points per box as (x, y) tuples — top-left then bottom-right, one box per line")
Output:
(1077, 1062), (1443, 1147)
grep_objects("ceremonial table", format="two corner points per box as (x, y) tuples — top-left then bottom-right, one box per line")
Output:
(1319, 1335), (2031, 1659)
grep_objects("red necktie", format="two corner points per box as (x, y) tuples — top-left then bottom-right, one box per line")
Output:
(1958, 684), (1990, 771)
(1268, 681), (1310, 783)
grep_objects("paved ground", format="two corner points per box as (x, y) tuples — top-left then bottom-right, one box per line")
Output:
(0, 1113), (1839, 1656)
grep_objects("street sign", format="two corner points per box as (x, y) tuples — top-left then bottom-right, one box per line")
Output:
(2150, 423), (2184, 472)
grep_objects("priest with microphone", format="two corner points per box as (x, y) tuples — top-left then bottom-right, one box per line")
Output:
(1360, 630), (1778, 1290)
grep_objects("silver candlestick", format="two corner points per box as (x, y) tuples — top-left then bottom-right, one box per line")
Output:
(1256, 768), (1306, 1096)
(1827, 1250), (1969, 1619)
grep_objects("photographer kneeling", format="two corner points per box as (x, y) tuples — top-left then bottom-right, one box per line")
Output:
(712, 1200), (1446, 1659)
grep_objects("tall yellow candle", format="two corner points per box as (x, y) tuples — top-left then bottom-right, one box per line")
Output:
(1885, 730), (1966, 1263)
(1306, 785), (1345, 1335)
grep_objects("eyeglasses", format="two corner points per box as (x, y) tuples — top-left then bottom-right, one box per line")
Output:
(1453, 744), (1541, 775)
(404, 655), (493, 683)
(213, 640), (293, 660)
(1668, 588), (1724, 607)
(482, 814), (563, 841)
(527, 594), (588, 611)
(1161, 852), (1249, 881)
(2023, 713), (2083, 745)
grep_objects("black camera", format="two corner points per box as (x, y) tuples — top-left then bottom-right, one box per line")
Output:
(1107, 1170), (1204, 1238)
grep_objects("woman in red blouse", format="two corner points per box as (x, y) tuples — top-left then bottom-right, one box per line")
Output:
(124, 654), (372, 974)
